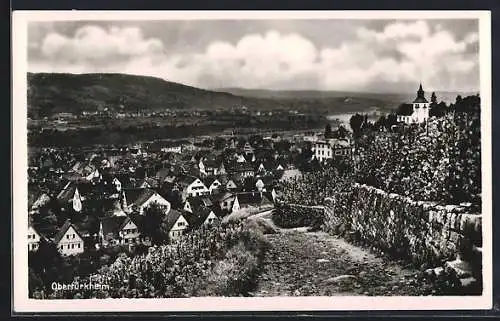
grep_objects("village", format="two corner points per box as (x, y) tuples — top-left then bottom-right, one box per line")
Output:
(27, 125), (354, 256)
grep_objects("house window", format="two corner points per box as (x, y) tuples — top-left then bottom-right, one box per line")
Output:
(178, 221), (185, 227)
(60, 245), (63, 250)
(71, 244), (74, 249)
(78, 244), (81, 248)
(73, 234), (75, 239)
(66, 235), (69, 239)
(28, 235), (31, 239)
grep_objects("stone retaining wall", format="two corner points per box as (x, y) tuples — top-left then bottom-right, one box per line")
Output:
(323, 183), (482, 267)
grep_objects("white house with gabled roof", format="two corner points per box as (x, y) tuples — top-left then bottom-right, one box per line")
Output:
(28, 224), (41, 252)
(53, 220), (85, 256)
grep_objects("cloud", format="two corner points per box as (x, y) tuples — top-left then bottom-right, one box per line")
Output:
(39, 25), (164, 65)
(30, 21), (479, 92)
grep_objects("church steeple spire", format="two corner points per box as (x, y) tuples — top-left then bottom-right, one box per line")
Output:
(417, 82), (425, 99)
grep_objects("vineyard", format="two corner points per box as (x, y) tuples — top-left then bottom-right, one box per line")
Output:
(277, 168), (354, 206)
(354, 110), (481, 207)
(279, 105), (481, 208)
(32, 221), (269, 299)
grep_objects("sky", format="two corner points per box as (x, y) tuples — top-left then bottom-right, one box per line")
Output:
(27, 19), (480, 93)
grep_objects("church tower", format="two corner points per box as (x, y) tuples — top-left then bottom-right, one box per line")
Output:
(412, 83), (430, 123)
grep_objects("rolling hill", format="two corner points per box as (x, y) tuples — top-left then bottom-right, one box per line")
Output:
(27, 72), (263, 118)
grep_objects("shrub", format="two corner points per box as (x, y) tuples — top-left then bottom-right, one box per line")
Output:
(272, 204), (325, 228)
(42, 221), (269, 299)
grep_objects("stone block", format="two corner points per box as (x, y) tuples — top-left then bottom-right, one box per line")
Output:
(445, 258), (473, 279)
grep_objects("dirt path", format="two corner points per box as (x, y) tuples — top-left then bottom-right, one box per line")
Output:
(251, 226), (437, 297)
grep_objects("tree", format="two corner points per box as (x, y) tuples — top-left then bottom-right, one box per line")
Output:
(431, 92), (437, 104)
(295, 145), (314, 172)
(349, 113), (364, 136)
(143, 204), (169, 245)
(214, 137), (226, 150)
(324, 124), (332, 139)
(29, 237), (65, 293)
(430, 101), (447, 117)
(201, 138), (214, 148)
(374, 115), (387, 131)
(385, 114), (398, 131)
(242, 177), (256, 192)
(335, 125), (349, 139)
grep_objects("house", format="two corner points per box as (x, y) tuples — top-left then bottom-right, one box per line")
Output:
(53, 220), (85, 256)
(203, 177), (222, 194)
(233, 163), (255, 178)
(397, 83), (431, 124)
(122, 188), (171, 215)
(203, 158), (220, 176)
(330, 139), (352, 157)
(262, 189), (278, 203)
(312, 138), (352, 162)
(231, 192), (274, 213)
(256, 162), (266, 174)
(161, 145), (182, 154)
(183, 196), (213, 214)
(243, 142), (254, 155)
(236, 154), (246, 163)
(56, 182), (83, 212)
(175, 175), (209, 200)
(70, 162), (101, 181)
(156, 168), (173, 184)
(28, 224), (41, 252)
(29, 192), (50, 214)
(255, 179), (265, 192)
(98, 215), (143, 247)
(112, 177), (122, 191)
(100, 158), (112, 169)
(225, 178), (239, 191)
(211, 192), (237, 213)
(198, 159), (207, 176)
(164, 209), (189, 241)
(106, 198), (127, 217)
(114, 173), (136, 189)
(218, 163), (227, 175)
(184, 207), (219, 229)
(137, 177), (158, 189)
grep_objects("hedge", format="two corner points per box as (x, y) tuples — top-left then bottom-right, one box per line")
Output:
(272, 203), (325, 229)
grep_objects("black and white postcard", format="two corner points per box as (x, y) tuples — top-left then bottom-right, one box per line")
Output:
(12, 10), (492, 312)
